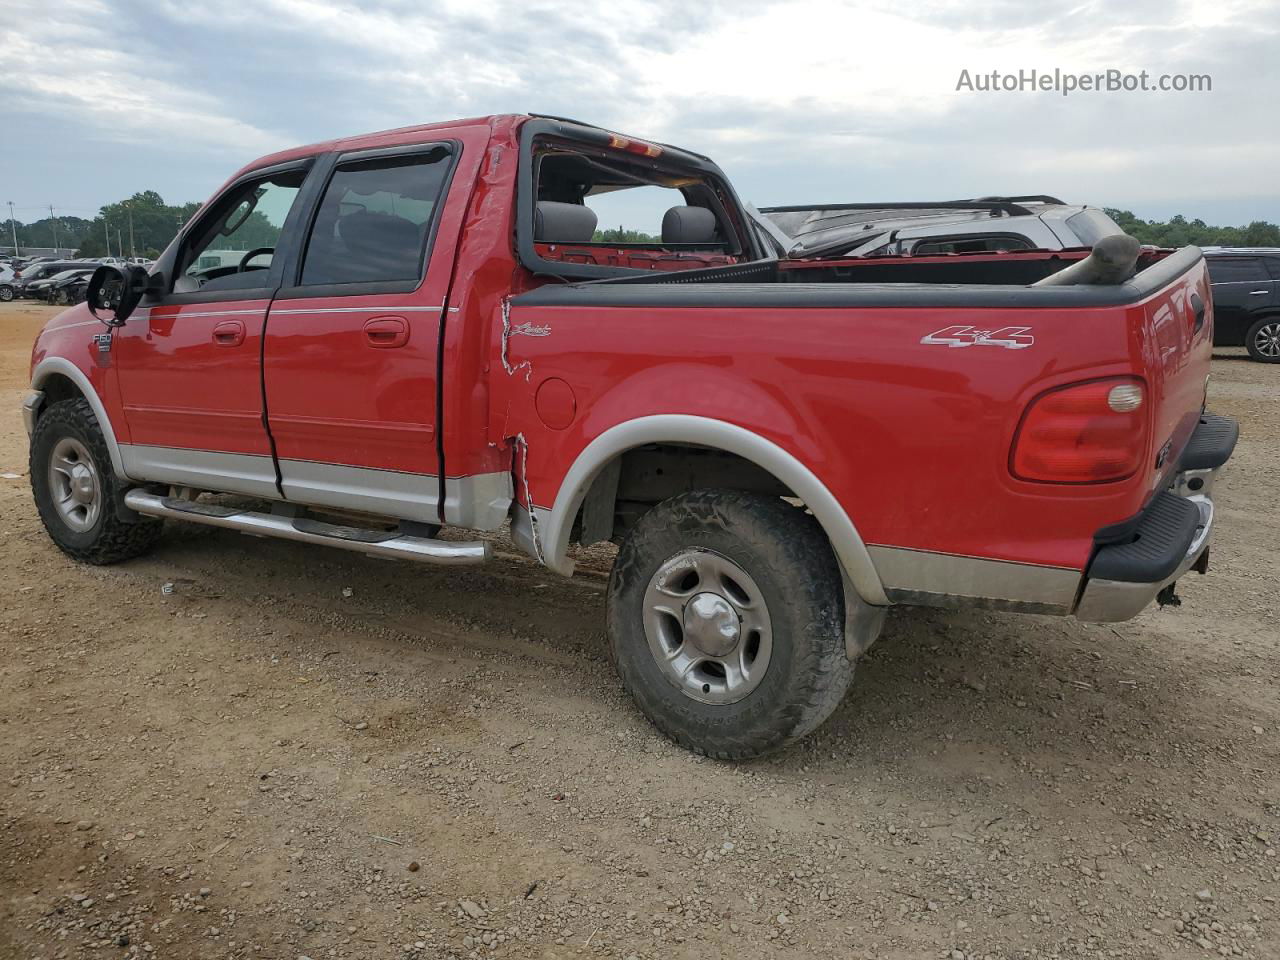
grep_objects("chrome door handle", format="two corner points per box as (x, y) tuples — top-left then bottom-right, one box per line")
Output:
(1249, 290), (1269, 295)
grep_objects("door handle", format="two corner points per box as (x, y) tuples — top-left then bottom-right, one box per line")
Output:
(364, 316), (409, 348)
(1249, 290), (1269, 295)
(212, 319), (246, 347)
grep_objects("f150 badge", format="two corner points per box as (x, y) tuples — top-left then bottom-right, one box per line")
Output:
(921, 325), (1034, 349)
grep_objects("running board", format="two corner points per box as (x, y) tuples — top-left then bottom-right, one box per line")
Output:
(123, 490), (491, 565)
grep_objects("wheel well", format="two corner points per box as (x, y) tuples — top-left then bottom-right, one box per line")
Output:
(571, 442), (797, 547)
(34, 373), (86, 418)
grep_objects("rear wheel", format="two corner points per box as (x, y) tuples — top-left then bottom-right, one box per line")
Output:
(607, 489), (852, 759)
(0, 284), (14, 302)
(1246, 317), (1280, 363)
(30, 398), (162, 564)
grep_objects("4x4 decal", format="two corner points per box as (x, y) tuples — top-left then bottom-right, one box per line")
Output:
(921, 324), (1034, 349)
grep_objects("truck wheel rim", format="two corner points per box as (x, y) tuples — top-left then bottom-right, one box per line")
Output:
(48, 437), (102, 533)
(642, 548), (773, 704)
(1255, 322), (1280, 358)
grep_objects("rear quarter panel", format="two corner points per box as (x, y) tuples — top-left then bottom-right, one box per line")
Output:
(494, 289), (1202, 574)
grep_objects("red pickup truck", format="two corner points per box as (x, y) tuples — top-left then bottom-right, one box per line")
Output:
(25, 114), (1236, 759)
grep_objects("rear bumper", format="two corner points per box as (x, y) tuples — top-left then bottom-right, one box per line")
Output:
(1075, 413), (1237, 622)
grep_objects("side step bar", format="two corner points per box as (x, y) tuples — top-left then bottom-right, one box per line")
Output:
(123, 490), (491, 565)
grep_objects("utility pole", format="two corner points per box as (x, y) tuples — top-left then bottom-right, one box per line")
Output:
(117, 228), (124, 259)
(7, 201), (18, 257)
(49, 204), (60, 253)
(104, 220), (111, 258)
(126, 202), (135, 258)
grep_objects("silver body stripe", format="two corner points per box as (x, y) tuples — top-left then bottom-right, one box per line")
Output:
(269, 305), (443, 315)
(42, 320), (103, 332)
(134, 308), (264, 319)
(867, 544), (1080, 611)
(118, 445), (279, 499)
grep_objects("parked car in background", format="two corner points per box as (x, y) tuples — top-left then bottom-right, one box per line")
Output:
(760, 196), (1126, 259)
(0, 263), (17, 301)
(15, 260), (95, 296)
(31, 268), (96, 304)
(24, 268), (94, 302)
(1203, 247), (1280, 362)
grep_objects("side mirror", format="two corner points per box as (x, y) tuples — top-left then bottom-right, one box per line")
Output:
(86, 264), (151, 327)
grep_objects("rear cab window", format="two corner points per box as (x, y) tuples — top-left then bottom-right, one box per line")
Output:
(517, 120), (755, 279)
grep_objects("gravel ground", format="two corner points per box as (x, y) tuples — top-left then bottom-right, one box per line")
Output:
(1, 300), (1277, 960)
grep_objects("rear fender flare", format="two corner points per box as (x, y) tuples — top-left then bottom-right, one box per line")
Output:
(537, 414), (889, 606)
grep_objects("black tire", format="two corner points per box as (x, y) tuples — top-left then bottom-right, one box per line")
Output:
(30, 398), (162, 564)
(1245, 317), (1280, 363)
(607, 489), (852, 759)
(0, 284), (14, 302)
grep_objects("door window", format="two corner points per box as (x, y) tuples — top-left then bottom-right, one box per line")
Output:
(178, 171), (307, 293)
(299, 147), (453, 287)
(1207, 258), (1268, 284)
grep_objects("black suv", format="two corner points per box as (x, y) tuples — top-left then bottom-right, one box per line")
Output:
(1205, 248), (1280, 362)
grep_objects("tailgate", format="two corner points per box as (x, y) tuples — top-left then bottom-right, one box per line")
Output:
(1139, 248), (1213, 492)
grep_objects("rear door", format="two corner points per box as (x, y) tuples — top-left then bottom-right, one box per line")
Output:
(113, 161), (317, 495)
(1206, 256), (1271, 346)
(262, 142), (460, 522)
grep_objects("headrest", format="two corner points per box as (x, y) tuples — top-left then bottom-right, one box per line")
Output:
(337, 211), (420, 259)
(535, 201), (598, 242)
(1031, 234), (1142, 287)
(662, 206), (719, 245)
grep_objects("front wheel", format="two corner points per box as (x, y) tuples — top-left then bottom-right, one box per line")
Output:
(607, 490), (852, 759)
(1246, 317), (1280, 363)
(0, 284), (14, 302)
(30, 398), (162, 564)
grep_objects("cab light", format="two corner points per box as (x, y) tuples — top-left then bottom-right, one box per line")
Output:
(1011, 377), (1148, 483)
(607, 134), (663, 158)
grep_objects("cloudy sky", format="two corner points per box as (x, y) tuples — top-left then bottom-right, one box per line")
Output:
(4, 0), (1278, 228)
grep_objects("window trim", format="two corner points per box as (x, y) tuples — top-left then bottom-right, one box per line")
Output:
(144, 157), (319, 308)
(273, 140), (461, 301)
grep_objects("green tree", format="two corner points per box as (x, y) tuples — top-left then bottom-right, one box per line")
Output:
(1103, 209), (1280, 248)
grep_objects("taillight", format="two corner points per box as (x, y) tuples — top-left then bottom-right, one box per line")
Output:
(1011, 377), (1147, 483)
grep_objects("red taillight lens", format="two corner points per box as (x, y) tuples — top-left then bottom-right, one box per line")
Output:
(1011, 377), (1148, 483)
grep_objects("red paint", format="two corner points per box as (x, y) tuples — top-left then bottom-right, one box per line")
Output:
(30, 114), (1214, 579)
(116, 300), (274, 455)
(535, 377), (577, 430)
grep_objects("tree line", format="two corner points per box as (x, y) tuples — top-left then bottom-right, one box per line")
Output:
(3, 191), (201, 260)
(1104, 209), (1280, 248)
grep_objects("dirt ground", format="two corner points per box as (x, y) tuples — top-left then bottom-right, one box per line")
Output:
(1, 299), (1277, 960)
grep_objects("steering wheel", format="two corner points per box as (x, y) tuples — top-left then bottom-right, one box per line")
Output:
(238, 247), (274, 272)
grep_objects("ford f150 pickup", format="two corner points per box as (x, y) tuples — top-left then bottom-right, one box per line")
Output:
(25, 114), (1237, 759)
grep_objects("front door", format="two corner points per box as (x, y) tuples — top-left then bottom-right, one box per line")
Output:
(262, 144), (459, 522)
(113, 163), (314, 496)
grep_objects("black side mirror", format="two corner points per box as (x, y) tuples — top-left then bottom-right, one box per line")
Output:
(86, 264), (150, 327)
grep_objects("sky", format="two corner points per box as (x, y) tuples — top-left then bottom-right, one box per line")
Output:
(3, 0), (1278, 231)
